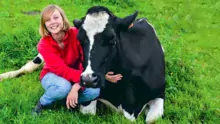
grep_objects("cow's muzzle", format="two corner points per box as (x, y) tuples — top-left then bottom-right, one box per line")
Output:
(80, 73), (100, 88)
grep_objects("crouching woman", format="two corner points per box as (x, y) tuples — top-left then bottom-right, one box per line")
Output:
(32, 5), (100, 115)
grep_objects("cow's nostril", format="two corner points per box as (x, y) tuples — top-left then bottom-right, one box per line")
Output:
(92, 73), (97, 77)
(85, 74), (90, 78)
(92, 73), (99, 81)
(80, 73), (100, 88)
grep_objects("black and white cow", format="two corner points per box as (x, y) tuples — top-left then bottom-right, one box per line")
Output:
(0, 6), (165, 123)
(73, 6), (165, 123)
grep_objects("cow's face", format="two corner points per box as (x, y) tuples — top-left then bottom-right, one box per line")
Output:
(74, 6), (138, 88)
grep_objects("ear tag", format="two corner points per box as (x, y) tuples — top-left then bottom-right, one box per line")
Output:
(129, 23), (134, 28)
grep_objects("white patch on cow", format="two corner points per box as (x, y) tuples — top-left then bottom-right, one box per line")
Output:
(81, 11), (109, 76)
(81, 61), (93, 77)
(123, 109), (136, 122)
(79, 100), (97, 115)
(117, 104), (123, 113)
(145, 98), (164, 123)
(37, 53), (44, 62)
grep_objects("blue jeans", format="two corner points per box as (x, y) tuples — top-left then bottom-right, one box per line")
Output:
(39, 72), (100, 106)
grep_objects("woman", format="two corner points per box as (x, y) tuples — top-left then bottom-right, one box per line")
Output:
(32, 5), (122, 114)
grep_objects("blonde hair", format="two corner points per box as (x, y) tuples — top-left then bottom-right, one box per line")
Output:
(39, 5), (71, 37)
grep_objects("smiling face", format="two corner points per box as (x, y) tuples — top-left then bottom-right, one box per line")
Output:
(44, 9), (64, 35)
(39, 5), (71, 37)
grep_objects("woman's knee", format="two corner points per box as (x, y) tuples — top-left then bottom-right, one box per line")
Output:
(55, 80), (72, 98)
(45, 77), (72, 100)
(84, 88), (100, 100)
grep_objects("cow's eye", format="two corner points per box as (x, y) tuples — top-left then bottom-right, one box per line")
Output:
(109, 37), (116, 46)
(105, 33), (117, 46)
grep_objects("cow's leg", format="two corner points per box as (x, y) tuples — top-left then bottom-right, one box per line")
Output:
(145, 98), (164, 123)
(98, 82), (122, 112)
(121, 83), (137, 122)
(0, 53), (44, 81)
(98, 98), (122, 112)
(122, 108), (136, 122)
(78, 87), (100, 115)
(79, 100), (97, 115)
(122, 103), (148, 122)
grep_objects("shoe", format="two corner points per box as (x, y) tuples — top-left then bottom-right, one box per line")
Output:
(32, 101), (45, 115)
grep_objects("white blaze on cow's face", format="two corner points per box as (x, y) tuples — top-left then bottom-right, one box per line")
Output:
(81, 11), (109, 78)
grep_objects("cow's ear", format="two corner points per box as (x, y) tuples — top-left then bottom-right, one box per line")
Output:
(116, 11), (138, 30)
(73, 19), (82, 29)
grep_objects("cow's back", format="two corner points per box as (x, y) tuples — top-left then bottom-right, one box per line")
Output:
(116, 18), (165, 102)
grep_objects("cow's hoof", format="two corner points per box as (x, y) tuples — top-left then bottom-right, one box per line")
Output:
(80, 100), (97, 115)
(145, 98), (164, 123)
(122, 109), (136, 122)
(117, 104), (123, 113)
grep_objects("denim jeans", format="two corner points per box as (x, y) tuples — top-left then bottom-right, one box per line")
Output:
(39, 72), (100, 106)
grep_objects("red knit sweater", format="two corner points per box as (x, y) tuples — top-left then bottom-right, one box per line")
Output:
(37, 27), (83, 83)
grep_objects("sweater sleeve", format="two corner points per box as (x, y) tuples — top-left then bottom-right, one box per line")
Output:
(38, 40), (82, 83)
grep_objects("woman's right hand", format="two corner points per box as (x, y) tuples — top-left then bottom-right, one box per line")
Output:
(66, 83), (81, 109)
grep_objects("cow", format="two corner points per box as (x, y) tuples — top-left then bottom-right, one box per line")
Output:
(0, 6), (165, 123)
(73, 6), (165, 123)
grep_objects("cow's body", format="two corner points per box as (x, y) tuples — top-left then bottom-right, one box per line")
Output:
(74, 6), (166, 123)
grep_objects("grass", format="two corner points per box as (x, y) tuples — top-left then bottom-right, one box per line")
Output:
(0, 0), (219, 123)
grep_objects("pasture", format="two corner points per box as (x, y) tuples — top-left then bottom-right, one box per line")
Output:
(0, 0), (219, 123)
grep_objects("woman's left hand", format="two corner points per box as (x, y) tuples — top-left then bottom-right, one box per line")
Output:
(105, 71), (123, 83)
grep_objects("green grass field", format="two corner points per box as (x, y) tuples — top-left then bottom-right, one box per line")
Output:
(0, 0), (219, 123)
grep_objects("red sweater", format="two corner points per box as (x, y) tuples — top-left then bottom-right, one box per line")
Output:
(37, 27), (83, 83)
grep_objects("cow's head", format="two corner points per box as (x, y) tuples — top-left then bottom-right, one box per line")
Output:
(74, 6), (138, 88)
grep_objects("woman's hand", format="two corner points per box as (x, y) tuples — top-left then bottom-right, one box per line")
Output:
(66, 83), (81, 109)
(105, 71), (123, 83)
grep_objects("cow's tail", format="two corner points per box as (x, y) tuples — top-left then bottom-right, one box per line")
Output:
(0, 53), (44, 81)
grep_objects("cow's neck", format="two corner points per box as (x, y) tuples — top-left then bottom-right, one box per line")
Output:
(118, 30), (144, 70)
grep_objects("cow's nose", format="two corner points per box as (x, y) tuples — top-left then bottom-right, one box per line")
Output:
(80, 73), (99, 87)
